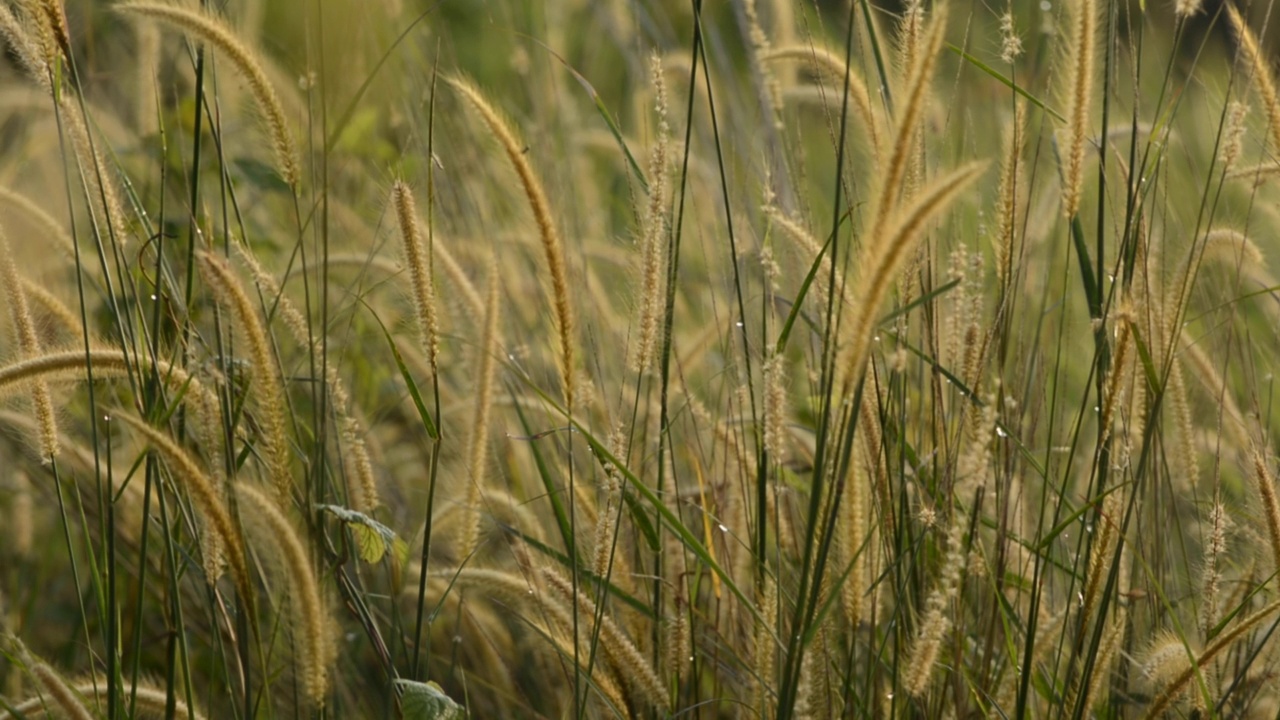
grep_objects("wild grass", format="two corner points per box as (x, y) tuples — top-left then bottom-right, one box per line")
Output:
(4, 0), (1280, 718)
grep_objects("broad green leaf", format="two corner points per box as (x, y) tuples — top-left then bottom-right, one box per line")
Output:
(317, 504), (409, 568)
(396, 679), (465, 720)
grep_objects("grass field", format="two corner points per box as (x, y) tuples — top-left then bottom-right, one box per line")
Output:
(3, 0), (1280, 717)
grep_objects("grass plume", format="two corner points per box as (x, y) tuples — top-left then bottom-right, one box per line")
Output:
(0, 222), (58, 461)
(197, 251), (293, 503)
(1059, 0), (1099, 218)
(446, 75), (576, 410)
(115, 1), (298, 186)
(234, 482), (333, 706)
(113, 413), (251, 605)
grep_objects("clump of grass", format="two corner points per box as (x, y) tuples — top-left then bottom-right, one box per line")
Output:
(6, 0), (1280, 716)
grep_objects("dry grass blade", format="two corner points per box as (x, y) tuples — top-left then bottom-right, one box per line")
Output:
(233, 244), (380, 512)
(0, 679), (206, 720)
(631, 51), (670, 374)
(459, 256), (501, 559)
(867, 3), (949, 241)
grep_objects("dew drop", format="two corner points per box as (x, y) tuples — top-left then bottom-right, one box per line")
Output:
(1039, 0), (1051, 9)
(735, 321), (744, 328)
(996, 427), (1008, 438)
(150, 294), (158, 301)
(718, 524), (729, 532)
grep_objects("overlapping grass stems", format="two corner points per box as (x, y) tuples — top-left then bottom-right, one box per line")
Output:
(5, 0), (1280, 716)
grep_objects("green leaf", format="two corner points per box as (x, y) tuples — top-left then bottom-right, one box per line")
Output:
(523, 36), (649, 192)
(878, 277), (960, 326)
(396, 679), (465, 720)
(501, 365), (761, 626)
(1071, 211), (1102, 321)
(947, 45), (1065, 122)
(366, 306), (439, 440)
(510, 394), (575, 555)
(317, 504), (409, 568)
(231, 157), (292, 194)
(773, 208), (852, 355)
(503, 529), (656, 618)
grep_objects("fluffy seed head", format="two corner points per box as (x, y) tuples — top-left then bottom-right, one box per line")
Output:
(1175, 0), (1204, 18)
(235, 483), (334, 706)
(391, 181), (440, 373)
(116, 2), (298, 186)
(1000, 12), (1023, 64)
(447, 75), (576, 410)
(1060, 0), (1099, 219)
(1222, 100), (1249, 170)
(0, 222), (58, 462)
(198, 252), (293, 503)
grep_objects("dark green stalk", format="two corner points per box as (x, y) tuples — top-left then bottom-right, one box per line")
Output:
(774, 2), (861, 715)
(411, 56), (445, 683)
(652, 0), (705, 709)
